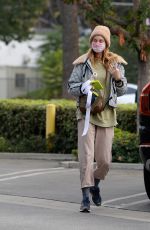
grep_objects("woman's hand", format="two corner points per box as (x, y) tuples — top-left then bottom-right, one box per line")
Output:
(108, 63), (121, 81)
(81, 80), (92, 94)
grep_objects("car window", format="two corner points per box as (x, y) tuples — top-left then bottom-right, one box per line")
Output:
(126, 87), (137, 94)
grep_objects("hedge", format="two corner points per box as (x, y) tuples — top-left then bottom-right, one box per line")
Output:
(0, 99), (46, 140)
(0, 99), (76, 153)
(0, 99), (139, 163)
(49, 106), (77, 153)
(117, 104), (137, 133)
(112, 128), (140, 163)
(50, 102), (138, 154)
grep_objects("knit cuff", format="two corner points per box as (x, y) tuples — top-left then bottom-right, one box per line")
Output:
(115, 80), (123, 87)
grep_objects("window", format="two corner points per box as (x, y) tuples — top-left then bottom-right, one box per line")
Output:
(15, 73), (25, 88)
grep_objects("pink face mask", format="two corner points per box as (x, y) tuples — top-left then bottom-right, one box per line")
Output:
(91, 42), (106, 53)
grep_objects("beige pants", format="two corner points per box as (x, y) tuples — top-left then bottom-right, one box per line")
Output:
(78, 119), (114, 188)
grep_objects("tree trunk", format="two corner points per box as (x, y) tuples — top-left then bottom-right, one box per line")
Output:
(59, 1), (79, 98)
(133, 0), (140, 10)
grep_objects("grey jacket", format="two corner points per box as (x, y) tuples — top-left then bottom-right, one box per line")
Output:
(68, 54), (127, 108)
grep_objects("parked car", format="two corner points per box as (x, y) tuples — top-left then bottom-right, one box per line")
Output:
(117, 83), (137, 104)
(139, 82), (150, 199)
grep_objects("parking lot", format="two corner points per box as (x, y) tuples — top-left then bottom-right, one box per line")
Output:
(0, 158), (150, 230)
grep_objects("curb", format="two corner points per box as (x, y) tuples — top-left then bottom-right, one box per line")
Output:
(0, 153), (76, 161)
(60, 161), (143, 170)
(0, 153), (143, 170)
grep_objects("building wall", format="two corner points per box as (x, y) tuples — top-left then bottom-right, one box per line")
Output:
(0, 67), (8, 98)
(0, 66), (42, 98)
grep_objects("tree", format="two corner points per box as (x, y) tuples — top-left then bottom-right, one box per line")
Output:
(59, 0), (79, 98)
(133, 0), (150, 95)
(0, 0), (47, 43)
(38, 26), (63, 98)
(65, 0), (150, 96)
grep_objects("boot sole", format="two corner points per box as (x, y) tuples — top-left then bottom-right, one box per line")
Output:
(80, 208), (91, 213)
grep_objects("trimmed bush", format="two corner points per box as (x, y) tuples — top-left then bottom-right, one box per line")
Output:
(10, 136), (47, 153)
(0, 98), (75, 140)
(49, 103), (138, 154)
(117, 104), (137, 133)
(112, 128), (140, 163)
(49, 106), (77, 153)
(0, 99), (138, 162)
(0, 99), (76, 153)
(0, 100), (46, 140)
(0, 136), (11, 152)
(0, 136), (47, 153)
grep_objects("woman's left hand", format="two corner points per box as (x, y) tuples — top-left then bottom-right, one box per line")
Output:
(108, 63), (121, 81)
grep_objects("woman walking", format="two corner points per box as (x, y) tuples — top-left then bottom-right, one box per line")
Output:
(68, 25), (127, 212)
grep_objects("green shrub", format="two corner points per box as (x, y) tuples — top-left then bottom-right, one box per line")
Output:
(0, 99), (76, 153)
(49, 103), (137, 154)
(117, 104), (137, 133)
(49, 106), (77, 153)
(10, 136), (47, 153)
(0, 101), (46, 140)
(0, 136), (47, 153)
(112, 128), (140, 163)
(38, 26), (63, 99)
(0, 136), (11, 152)
(0, 99), (76, 142)
(0, 99), (138, 160)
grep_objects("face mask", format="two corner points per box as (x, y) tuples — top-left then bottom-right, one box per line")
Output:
(91, 42), (106, 53)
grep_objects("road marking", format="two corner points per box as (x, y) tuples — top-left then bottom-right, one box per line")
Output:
(0, 168), (76, 182)
(0, 167), (64, 178)
(103, 192), (146, 205)
(0, 194), (150, 222)
(120, 199), (149, 208)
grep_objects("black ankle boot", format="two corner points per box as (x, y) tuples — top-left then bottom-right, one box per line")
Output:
(80, 187), (90, 212)
(90, 179), (101, 206)
(80, 197), (90, 212)
(90, 186), (101, 206)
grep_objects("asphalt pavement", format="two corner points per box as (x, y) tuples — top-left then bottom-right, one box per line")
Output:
(0, 154), (150, 230)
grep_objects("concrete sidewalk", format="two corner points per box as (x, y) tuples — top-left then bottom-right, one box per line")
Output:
(60, 161), (143, 170)
(0, 152), (75, 161)
(0, 152), (143, 170)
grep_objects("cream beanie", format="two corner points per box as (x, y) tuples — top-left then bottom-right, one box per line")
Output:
(89, 25), (111, 47)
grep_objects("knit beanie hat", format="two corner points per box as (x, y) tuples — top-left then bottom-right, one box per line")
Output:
(89, 25), (111, 47)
